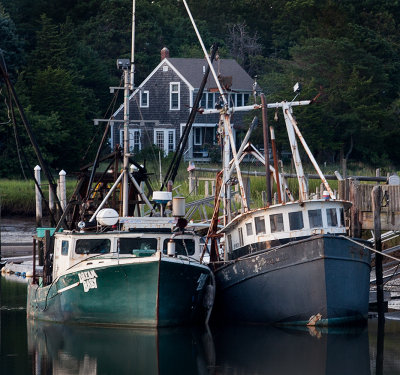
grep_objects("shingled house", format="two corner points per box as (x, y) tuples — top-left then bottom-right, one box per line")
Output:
(111, 48), (259, 160)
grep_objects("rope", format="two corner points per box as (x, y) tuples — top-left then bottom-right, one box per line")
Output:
(339, 235), (400, 263)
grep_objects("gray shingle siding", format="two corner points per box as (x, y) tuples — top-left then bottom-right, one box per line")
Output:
(112, 57), (258, 156)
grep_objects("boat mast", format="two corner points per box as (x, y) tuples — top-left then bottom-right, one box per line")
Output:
(122, 65), (130, 217)
(282, 101), (308, 201)
(183, 0), (249, 224)
(123, 0), (135, 216)
(130, 0), (135, 91)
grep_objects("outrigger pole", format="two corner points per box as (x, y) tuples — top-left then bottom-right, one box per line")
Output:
(183, 0), (249, 223)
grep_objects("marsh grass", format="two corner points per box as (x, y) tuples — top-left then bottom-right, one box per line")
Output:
(0, 179), (76, 216)
(1, 159), (394, 218)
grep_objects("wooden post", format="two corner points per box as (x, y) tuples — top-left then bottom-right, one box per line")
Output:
(372, 185), (385, 322)
(59, 170), (67, 211)
(350, 179), (362, 238)
(43, 230), (51, 285)
(34, 165), (42, 227)
(32, 238), (37, 284)
(211, 180), (216, 195)
(262, 191), (267, 206)
(49, 185), (56, 226)
(204, 180), (209, 197)
(189, 170), (195, 194)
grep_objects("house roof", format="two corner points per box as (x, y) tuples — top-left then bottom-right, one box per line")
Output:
(167, 58), (257, 91)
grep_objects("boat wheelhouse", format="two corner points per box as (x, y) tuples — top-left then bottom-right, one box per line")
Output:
(27, 217), (213, 327)
(223, 200), (349, 259)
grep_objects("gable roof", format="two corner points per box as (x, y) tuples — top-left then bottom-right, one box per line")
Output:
(167, 58), (256, 91)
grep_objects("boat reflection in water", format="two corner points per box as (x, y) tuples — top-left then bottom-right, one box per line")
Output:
(27, 320), (215, 375)
(28, 317), (370, 375)
(212, 324), (371, 375)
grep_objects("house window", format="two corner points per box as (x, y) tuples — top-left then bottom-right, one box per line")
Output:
(244, 93), (250, 105)
(168, 130), (174, 153)
(170, 82), (180, 110)
(255, 216), (266, 234)
(155, 130), (164, 152)
(140, 90), (149, 108)
(154, 129), (175, 155)
(327, 208), (338, 226)
(246, 222), (253, 236)
(200, 93), (206, 108)
(237, 94), (243, 107)
(207, 93), (214, 109)
(308, 209), (323, 228)
(194, 128), (202, 145)
(270, 213), (284, 232)
(120, 129), (141, 152)
(289, 211), (304, 230)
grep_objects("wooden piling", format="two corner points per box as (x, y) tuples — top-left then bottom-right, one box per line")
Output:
(372, 185), (385, 322)
(34, 165), (42, 227)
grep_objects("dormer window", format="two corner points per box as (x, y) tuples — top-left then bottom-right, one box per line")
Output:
(170, 82), (180, 110)
(140, 90), (149, 108)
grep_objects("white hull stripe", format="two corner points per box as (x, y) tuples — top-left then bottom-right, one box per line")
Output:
(58, 282), (80, 294)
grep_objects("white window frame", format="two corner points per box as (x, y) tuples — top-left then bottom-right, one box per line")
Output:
(154, 128), (175, 155)
(170, 82), (180, 110)
(140, 90), (149, 108)
(194, 127), (203, 146)
(120, 129), (141, 152)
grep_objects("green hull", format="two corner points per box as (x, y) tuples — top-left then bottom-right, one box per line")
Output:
(27, 257), (211, 327)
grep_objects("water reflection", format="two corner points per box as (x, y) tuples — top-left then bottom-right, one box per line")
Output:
(212, 324), (371, 375)
(4, 276), (400, 375)
(27, 320), (215, 375)
(27, 318), (371, 375)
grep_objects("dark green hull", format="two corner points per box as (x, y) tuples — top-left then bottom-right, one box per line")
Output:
(27, 257), (212, 327)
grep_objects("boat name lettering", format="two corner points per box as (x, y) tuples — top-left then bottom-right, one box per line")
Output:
(78, 270), (98, 293)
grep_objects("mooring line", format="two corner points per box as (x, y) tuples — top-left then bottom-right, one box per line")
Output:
(339, 235), (400, 263)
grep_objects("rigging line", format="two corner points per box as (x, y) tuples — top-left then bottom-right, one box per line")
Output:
(81, 75), (123, 162)
(4, 84), (27, 179)
(339, 235), (400, 263)
(0, 88), (11, 125)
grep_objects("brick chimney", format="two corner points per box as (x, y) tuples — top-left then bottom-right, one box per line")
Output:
(161, 47), (170, 60)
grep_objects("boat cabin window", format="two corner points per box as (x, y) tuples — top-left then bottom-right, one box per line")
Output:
(339, 208), (345, 227)
(227, 234), (233, 252)
(289, 211), (304, 230)
(270, 213), (284, 232)
(254, 216), (266, 234)
(120, 238), (157, 254)
(246, 222), (253, 236)
(61, 240), (69, 256)
(308, 209), (323, 228)
(163, 238), (195, 256)
(75, 239), (111, 255)
(327, 208), (338, 226)
(238, 227), (244, 247)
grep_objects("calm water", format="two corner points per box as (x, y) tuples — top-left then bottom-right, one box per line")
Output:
(1, 275), (400, 374)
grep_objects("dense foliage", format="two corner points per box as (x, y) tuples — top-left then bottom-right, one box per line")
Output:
(0, 0), (400, 177)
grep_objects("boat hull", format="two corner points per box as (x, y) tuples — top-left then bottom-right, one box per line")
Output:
(213, 235), (371, 325)
(27, 256), (212, 327)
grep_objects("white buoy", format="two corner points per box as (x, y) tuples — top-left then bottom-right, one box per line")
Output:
(97, 208), (119, 226)
(167, 239), (176, 257)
